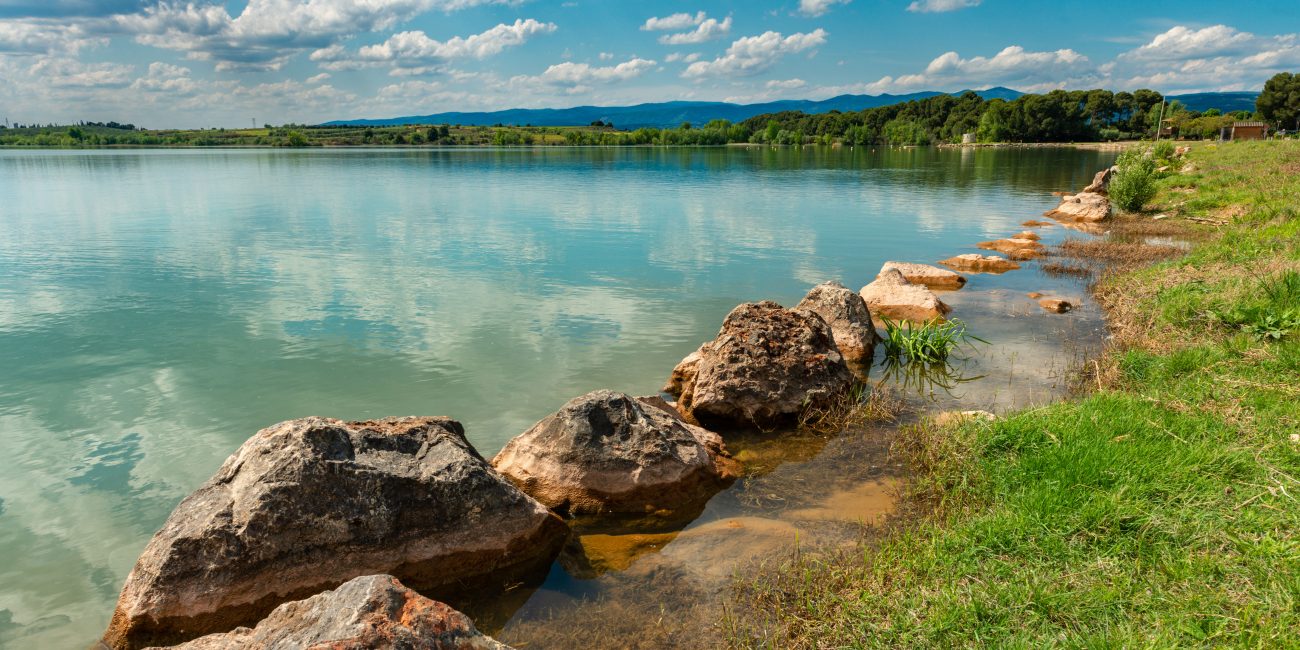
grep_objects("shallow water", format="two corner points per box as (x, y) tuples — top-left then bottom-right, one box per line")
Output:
(0, 146), (1114, 647)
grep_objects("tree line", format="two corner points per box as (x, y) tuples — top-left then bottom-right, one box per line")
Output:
(4, 74), (1297, 148)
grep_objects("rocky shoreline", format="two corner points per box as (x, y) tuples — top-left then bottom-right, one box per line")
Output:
(99, 158), (1138, 649)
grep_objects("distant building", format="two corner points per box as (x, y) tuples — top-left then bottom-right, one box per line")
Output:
(1229, 122), (1270, 141)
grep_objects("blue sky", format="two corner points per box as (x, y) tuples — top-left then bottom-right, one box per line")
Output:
(0, 0), (1297, 128)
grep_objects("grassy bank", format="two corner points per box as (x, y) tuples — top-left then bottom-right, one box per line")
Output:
(728, 140), (1300, 647)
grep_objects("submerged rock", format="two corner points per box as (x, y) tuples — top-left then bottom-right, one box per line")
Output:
(664, 301), (853, 429)
(1012, 230), (1042, 241)
(104, 416), (567, 650)
(1038, 297), (1074, 313)
(158, 575), (509, 650)
(1045, 192), (1111, 223)
(878, 261), (967, 289)
(1021, 219), (1054, 228)
(938, 253), (1020, 274)
(859, 269), (951, 322)
(492, 390), (739, 516)
(793, 281), (880, 361)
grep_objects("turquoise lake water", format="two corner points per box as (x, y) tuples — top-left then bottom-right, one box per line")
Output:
(0, 146), (1117, 647)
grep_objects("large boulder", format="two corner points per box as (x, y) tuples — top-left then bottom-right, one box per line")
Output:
(157, 575), (509, 650)
(793, 281), (880, 361)
(1081, 166), (1116, 194)
(938, 253), (1020, 274)
(1045, 192), (1111, 223)
(664, 301), (853, 428)
(878, 262), (966, 289)
(491, 390), (739, 516)
(104, 417), (567, 650)
(859, 269), (951, 322)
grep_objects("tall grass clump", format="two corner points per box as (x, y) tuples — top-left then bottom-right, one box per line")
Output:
(1213, 270), (1300, 340)
(880, 318), (985, 363)
(1151, 139), (1176, 161)
(1108, 148), (1158, 212)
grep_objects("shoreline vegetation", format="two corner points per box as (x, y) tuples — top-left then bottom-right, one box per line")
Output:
(725, 140), (1300, 647)
(3, 86), (1288, 149)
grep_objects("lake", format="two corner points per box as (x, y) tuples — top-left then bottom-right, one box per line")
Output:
(0, 146), (1116, 647)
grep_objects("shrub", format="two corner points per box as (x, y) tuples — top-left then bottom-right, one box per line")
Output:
(1152, 140), (1176, 161)
(1108, 148), (1158, 212)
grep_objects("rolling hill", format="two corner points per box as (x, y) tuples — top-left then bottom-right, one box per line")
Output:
(324, 88), (1259, 129)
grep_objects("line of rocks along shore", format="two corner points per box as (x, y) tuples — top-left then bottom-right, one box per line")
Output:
(98, 159), (1146, 650)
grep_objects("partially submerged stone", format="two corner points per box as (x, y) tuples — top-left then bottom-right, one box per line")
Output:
(879, 261), (967, 289)
(491, 390), (738, 516)
(1045, 192), (1111, 223)
(157, 575), (509, 650)
(1038, 297), (1074, 313)
(104, 417), (567, 650)
(976, 238), (1047, 260)
(939, 254), (1020, 274)
(794, 281), (880, 362)
(932, 410), (996, 427)
(859, 269), (951, 322)
(664, 301), (853, 428)
(1012, 230), (1042, 241)
(1021, 220), (1054, 228)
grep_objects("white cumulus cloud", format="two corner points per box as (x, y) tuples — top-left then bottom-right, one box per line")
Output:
(641, 12), (706, 31)
(682, 29), (827, 78)
(906, 0), (981, 13)
(659, 16), (731, 45)
(799, 0), (850, 17)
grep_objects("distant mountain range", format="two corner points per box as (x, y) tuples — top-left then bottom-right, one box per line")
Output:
(325, 88), (1260, 130)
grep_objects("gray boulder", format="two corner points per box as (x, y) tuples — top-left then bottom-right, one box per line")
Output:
(155, 575), (509, 650)
(104, 417), (566, 649)
(492, 391), (739, 516)
(664, 301), (853, 428)
(794, 281), (880, 362)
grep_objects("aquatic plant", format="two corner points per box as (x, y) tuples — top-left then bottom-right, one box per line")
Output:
(879, 317), (986, 364)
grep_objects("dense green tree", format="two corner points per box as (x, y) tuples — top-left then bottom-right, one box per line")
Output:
(1257, 72), (1300, 130)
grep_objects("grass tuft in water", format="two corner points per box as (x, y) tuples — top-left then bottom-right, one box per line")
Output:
(879, 317), (986, 364)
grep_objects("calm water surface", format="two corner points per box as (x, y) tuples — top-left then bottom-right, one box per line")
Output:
(0, 146), (1115, 647)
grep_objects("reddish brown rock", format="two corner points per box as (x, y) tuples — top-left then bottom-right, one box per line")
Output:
(1038, 298), (1074, 313)
(1021, 220), (1054, 228)
(859, 269), (951, 322)
(104, 417), (567, 650)
(491, 390), (738, 516)
(939, 253), (1020, 274)
(1012, 230), (1042, 241)
(794, 281), (880, 361)
(1026, 292), (1045, 299)
(1081, 166), (1117, 194)
(664, 301), (853, 429)
(156, 575), (509, 650)
(879, 261), (967, 289)
(977, 238), (1047, 260)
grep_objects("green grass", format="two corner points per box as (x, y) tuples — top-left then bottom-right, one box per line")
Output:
(726, 140), (1300, 648)
(879, 318), (985, 364)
